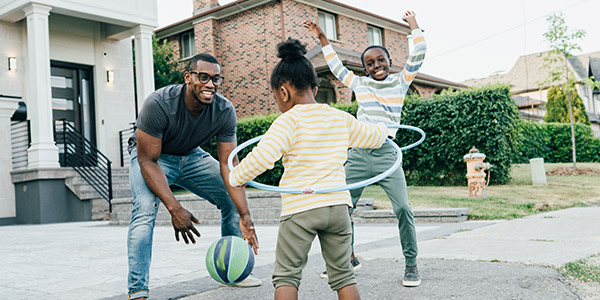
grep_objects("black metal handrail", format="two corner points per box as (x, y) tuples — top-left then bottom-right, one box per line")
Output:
(119, 123), (136, 167)
(55, 120), (113, 211)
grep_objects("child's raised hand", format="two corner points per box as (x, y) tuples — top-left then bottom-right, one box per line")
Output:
(302, 20), (329, 46)
(302, 21), (321, 38)
(402, 11), (419, 30)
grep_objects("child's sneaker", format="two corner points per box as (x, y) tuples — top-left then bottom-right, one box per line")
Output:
(402, 265), (421, 287)
(320, 257), (362, 279)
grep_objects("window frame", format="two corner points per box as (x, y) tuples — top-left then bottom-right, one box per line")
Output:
(318, 11), (338, 41)
(181, 31), (195, 59)
(367, 25), (383, 46)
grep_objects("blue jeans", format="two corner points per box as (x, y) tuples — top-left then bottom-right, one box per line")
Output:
(127, 147), (241, 298)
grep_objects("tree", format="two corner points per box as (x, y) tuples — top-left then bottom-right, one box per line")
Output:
(544, 84), (590, 124)
(153, 35), (184, 89)
(541, 12), (586, 169)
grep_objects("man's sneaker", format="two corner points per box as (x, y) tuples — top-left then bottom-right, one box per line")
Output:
(320, 257), (362, 279)
(219, 275), (262, 287)
(402, 265), (421, 287)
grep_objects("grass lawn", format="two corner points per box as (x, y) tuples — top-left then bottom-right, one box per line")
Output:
(363, 162), (600, 220)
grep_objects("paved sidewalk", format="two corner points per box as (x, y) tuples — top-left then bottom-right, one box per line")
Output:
(0, 207), (598, 299)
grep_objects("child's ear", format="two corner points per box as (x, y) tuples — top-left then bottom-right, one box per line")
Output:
(280, 86), (290, 102)
(313, 86), (318, 97)
(389, 58), (393, 67)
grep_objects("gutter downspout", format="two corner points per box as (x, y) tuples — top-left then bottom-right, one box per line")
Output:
(279, 0), (285, 41)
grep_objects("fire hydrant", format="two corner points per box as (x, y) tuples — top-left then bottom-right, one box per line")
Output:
(463, 147), (492, 198)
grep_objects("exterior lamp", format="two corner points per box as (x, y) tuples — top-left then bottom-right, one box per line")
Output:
(106, 70), (114, 83)
(8, 57), (16, 71)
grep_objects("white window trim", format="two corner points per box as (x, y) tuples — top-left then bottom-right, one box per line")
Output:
(318, 11), (338, 41)
(181, 31), (195, 59)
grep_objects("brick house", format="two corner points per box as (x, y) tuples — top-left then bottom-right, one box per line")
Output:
(155, 0), (465, 118)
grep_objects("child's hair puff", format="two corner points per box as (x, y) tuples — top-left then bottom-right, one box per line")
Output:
(270, 38), (319, 92)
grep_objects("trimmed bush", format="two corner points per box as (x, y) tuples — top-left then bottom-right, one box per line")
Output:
(203, 85), (520, 186)
(396, 85), (519, 185)
(514, 120), (600, 163)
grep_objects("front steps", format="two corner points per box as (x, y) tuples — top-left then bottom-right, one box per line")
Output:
(109, 193), (469, 225)
(65, 167), (132, 220)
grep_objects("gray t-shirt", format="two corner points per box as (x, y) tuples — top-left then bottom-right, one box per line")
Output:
(128, 84), (237, 155)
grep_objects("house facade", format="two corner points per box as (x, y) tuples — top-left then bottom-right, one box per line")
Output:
(0, 0), (157, 225)
(155, 0), (465, 118)
(463, 51), (600, 136)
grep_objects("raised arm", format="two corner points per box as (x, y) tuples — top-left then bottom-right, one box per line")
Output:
(399, 11), (427, 87)
(302, 20), (329, 46)
(136, 129), (201, 244)
(303, 20), (360, 90)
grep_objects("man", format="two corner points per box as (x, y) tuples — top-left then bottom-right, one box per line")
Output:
(127, 53), (260, 300)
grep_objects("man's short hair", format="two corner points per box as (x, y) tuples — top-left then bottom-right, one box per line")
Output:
(186, 53), (220, 70)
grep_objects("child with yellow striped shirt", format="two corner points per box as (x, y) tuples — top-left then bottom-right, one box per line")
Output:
(304, 11), (426, 287)
(229, 38), (387, 300)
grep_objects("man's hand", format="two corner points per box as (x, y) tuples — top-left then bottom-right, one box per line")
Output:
(240, 214), (259, 255)
(302, 20), (329, 46)
(402, 11), (419, 31)
(170, 206), (201, 244)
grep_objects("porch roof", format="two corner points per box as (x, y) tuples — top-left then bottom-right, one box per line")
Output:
(0, 0), (158, 39)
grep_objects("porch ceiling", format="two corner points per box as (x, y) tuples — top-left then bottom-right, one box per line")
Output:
(0, 0), (157, 38)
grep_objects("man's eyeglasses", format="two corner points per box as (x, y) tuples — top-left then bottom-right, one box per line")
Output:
(187, 71), (224, 86)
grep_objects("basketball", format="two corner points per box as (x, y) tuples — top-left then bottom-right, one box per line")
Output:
(205, 235), (255, 284)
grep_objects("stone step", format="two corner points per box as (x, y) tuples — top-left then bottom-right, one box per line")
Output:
(68, 174), (130, 185)
(75, 188), (132, 201)
(353, 208), (469, 223)
(110, 192), (283, 225)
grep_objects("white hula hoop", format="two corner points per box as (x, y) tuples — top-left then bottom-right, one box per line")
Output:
(227, 124), (425, 194)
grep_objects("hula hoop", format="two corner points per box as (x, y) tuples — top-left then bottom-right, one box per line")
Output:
(227, 124), (425, 194)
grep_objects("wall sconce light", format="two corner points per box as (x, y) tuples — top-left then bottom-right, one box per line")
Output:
(8, 57), (16, 71)
(106, 70), (114, 83)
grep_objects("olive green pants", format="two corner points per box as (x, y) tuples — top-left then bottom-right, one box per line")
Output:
(272, 205), (356, 291)
(346, 143), (418, 266)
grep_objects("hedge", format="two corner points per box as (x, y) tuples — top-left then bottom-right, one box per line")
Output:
(513, 120), (600, 163)
(395, 85), (519, 185)
(203, 85), (520, 186)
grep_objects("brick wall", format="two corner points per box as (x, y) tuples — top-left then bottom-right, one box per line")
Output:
(166, 0), (423, 118)
(194, 0), (219, 13)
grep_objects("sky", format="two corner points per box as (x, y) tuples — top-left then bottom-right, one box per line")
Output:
(156, 0), (599, 83)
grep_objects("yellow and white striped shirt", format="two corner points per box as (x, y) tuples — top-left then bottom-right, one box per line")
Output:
(229, 103), (387, 217)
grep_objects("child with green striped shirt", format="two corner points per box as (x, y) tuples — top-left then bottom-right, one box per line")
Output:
(303, 10), (426, 287)
(229, 38), (387, 300)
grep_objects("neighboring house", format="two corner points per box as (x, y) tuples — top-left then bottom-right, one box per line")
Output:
(155, 0), (465, 118)
(463, 51), (600, 136)
(0, 0), (157, 225)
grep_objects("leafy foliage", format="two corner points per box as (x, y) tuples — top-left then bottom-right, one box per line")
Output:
(202, 86), (520, 186)
(544, 84), (590, 124)
(513, 121), (600, 163)
(153, 36), (184, 89)
(396, 85), (519, 185)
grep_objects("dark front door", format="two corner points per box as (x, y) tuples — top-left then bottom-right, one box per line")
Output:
(51, 62), (96, 166)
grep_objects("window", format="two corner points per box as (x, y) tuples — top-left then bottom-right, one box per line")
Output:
(316, 76), (336, 104)
(181, 31), (195, 58)
(368, 26), (382, 46)
(318, 11), (337, 40)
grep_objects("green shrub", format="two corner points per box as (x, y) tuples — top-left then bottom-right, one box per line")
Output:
(203, 85), (520, 186)
(514, 121), (600, 163)
(396, 85), (520, 185)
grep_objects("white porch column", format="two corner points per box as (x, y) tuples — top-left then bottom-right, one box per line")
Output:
(0, 97), (19, 220)
(23, 4), (59, 169)
(133, 25), (155, 114)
